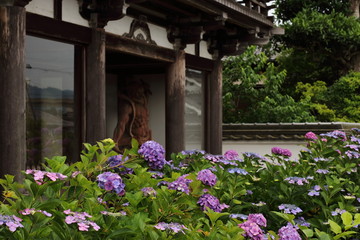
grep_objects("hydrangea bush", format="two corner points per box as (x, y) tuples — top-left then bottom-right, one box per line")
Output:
(0, 130), (359, 239)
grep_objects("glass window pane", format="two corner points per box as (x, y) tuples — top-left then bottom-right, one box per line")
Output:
(185, 69), (203, 150)
(25, 36), (75, 167)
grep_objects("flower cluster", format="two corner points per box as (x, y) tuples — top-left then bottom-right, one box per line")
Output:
(180, 149), (205, 156)
(278, 223), (301, 240)
(278, 204), (303, 215)
(141, 187), (157, 197)
(224, 150), (243, 162)
(197, 194), (229, 212)
(0, 215), (23, 232)
(138, 141), (166, 170)
(316, 169), (329, 174)
(247, 213), (267, 227)
(228, 168), (248, 175)
(271, 147), (292, 157)
(154, 222), (188, 234)
(308, 185), (321, 196)
(284, 176), (309, 185)
(20, 208), (52, 217)
(238, 220), (264, 240)
(64, 210), (100, 231)
(320, 130), (347, 141)
(197, 169), (217, 186)
(305, 131), (318, 140)
(107, 154), (134, 175)
(97, 172), (125, 196)
(167, 175), (193, 194)
(25, 169), (67, 185)
(331, 208), (346, 216)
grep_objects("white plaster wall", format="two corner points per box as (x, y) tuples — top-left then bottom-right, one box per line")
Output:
(199, 40), (212, 59)
(223, 140), (308, 160)
(185, 44), (195, 55)
(62, 0), (89, 27)
(26, 0), (54, 18)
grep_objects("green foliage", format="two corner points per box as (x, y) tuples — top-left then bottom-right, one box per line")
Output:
(296, 72), (360, 122)
(222, 46), (314, 123)
(1, 131), (360, 239)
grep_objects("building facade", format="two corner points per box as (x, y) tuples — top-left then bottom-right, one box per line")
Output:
(0, 0), (276, 178)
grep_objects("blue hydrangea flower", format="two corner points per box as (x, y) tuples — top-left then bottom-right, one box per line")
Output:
(180, 149), (205, 156)
(320, 130), (347, 141)
(197, 169), (217, 187)
(0, 215), (24, 232)
(278, 223), (301, 240)
(204, 154), (224, 163)
(138, 141), (166, 170)
(228, 168), (248, 175)
(148, 171), (165, 178)
(284, 177), (309, 185)
(316, 169), (329, 174)
(243, 152), (266, 160)
(313, 157), (330, 162)
(167, 175), (192, 194)
(197, 194), (229, 212)
(229, 213), (248, 220)
(97, 172), (125, 196)
(331, 208), (346, 216)
(107, 154), (134, 175)
(345, 150), (360, 159)
(278, 204), (302, 215)
(154, 222), (188, 234)
(294, 217), (310, 227)
(141, 187), (157, 197)
(350, 136), (360, 144)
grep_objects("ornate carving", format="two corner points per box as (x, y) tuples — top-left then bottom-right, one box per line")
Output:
(167, 25), (203, 50)
(113, 78), (152, 152)
(123, 16), (157, 45)
(78, 0), (125, 28)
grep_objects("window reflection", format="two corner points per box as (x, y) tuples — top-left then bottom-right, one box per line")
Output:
(25, 36), (75, 168)
(185, 69), (204, 150)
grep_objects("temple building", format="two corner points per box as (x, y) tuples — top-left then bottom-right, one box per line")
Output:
(0, 0), (279, 178)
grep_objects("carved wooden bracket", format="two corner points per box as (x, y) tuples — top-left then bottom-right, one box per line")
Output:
(167, 25), (203, 50)
(78, 0), (126, 28)
(0, 0), (32, 7)
(203, 29), (240, 58)
(123, 16), (157, 45)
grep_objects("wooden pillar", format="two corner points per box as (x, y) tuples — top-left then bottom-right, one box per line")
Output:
(85, 28), (106, 144)
(166, 50), (186, 157)
(208, 58), (223, 154)
(0, 6), (26, 179)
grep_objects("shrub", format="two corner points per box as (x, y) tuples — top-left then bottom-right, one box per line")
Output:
(0, 131), (359, 239)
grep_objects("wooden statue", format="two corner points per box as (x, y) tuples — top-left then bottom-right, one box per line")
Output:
(113, 79), (152, 152)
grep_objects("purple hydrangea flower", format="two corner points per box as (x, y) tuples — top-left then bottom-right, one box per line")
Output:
(284, 177), (309, 185)
(180, 149), (205, 156)
(20, 208), (52, 217)
(320, 130), (347, 141)
(350, 136), (360, 144)
(167, 175), (192, 194)
(141, 187), (157, 197)
(107, 154), (134, 175)
(345, 150), (360, 159)
(248, 213), (267, 227)
(243, 152), (265, 159)
(154, 222), (188, 234)
(305, 132), (318, 140)
(197, 194), (229, 212)
(271, 147), (292, 157)
(197, 169), (217, 187)
(238, 221), (264, 240)
(204, 154), (224, 163)
(228, 168), (248, 175)
(148, 171), (165, 178)
(278, 223), (301, 240)
(25, 169), (67, 185)
(63, 210), (100, 231)
(278, 204), (303, 215)
(308, 190), (320, 196)
(316, 169), (330, 174)
(224, 150), (243, 162)
(313, 157), (330, 162)
(0, 215), (24, 232)
(97, 172), (125, 196)
(138, 141), (166, 170)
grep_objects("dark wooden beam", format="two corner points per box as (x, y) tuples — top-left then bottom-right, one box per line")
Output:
(26, 13), (91, 44)
(207, 58), (222, 154)
(106, 33), (176, 62)
(166, 50), (186, 157)
(85, 28), (106, 144)
(54, 0), (62, 20)
(0, 6), (26, 180)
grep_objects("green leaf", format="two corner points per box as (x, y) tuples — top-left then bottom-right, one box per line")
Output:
(334, 231), (357, 240)
(302, 229), (314, 238)
(341, 211), (352, 226)
(329, 220), (342, 234)
(204, 208), (229, 226)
